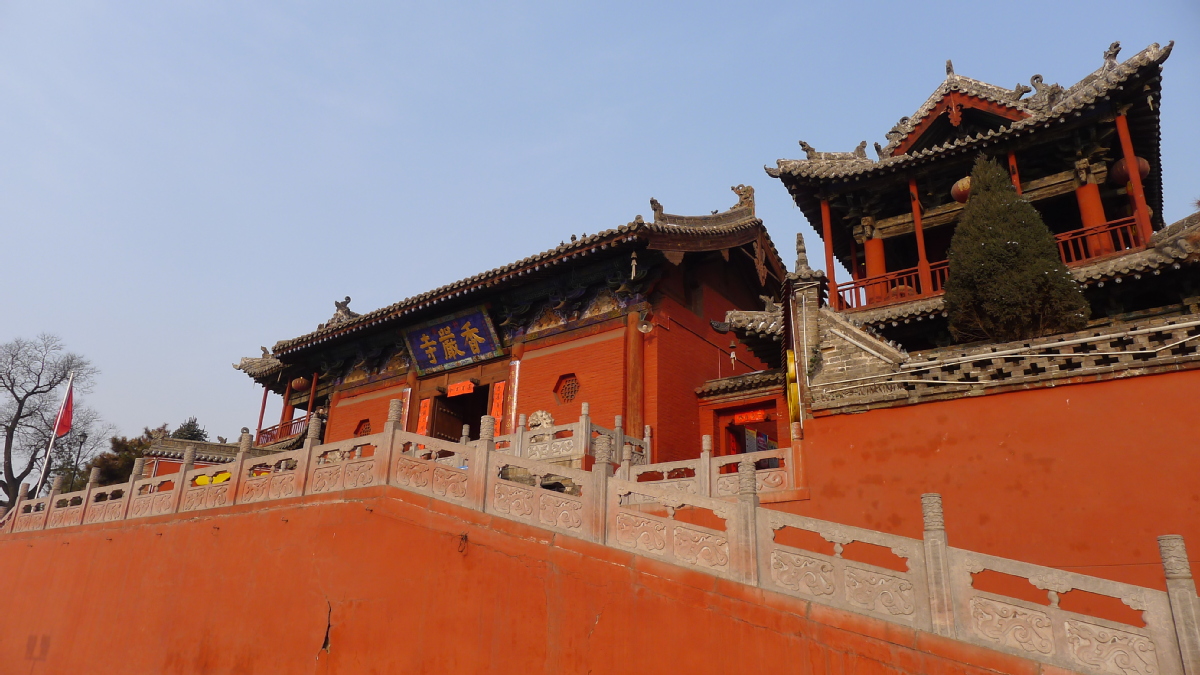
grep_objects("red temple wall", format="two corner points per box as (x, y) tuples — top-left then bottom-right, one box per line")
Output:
(0, 486), (1064, 675)
(327, 382), (408, 441)
(517, 326), (627, 430)
(780, 368), (1200, 590)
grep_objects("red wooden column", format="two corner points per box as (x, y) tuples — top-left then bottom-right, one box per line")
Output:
(278, 380), (294, 429)
(848, 237), (860, 281)
(1075, 161), (1113, 257)
(908, 178), (933, 295)
(1007, 152), (1022, 194)
(624, 311), (644, 451)
(255, 387), (269, 440)
(864, 237), (886, 304)
(1115, 113), (1153, 244)
(820, 199), (839, 308)
(305, 372), (318, 421)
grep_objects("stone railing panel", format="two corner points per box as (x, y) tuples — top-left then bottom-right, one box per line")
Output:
(45, 490), (88, 529)
(712, 448), (790, 497)
(180, 464), (238, 513)
(487, 454), (590, 538)
(12, 496), (51, 533)
(759, 509), (930, 629)
(305, 432), (390, 495)
(238, 448), (308, 505)
(390, 433), (471, 504)
(608, 478), (737, 578)
(946, 547), (1184, 675)
(82, 485), (129, 525)
(127, 476), (179, 520)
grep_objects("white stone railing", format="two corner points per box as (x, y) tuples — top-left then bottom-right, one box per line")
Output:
(628, 436), (796, 502)
(491, 404), (649, 470)
(2, 402), (1196, 675)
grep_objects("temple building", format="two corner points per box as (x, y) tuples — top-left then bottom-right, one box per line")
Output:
(12, 41), (1198, 675)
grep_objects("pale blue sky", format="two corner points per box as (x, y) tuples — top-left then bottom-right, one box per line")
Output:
(2, 2), (1197, 439)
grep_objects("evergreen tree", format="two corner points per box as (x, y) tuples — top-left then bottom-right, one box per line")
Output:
(81, 425), (166, 486)
(170, 417), (208, 442)
(945, 156), (1089, 342)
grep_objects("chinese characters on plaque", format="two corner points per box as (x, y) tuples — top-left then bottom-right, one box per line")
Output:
(402, 306), (504, 376)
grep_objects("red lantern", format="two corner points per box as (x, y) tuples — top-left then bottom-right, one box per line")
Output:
(951, 176), (971, 203)
(1108, 156), (1150, 185)
(290, 376), (311, 392)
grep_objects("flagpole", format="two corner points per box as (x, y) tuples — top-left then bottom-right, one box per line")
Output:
(33, 372), (74, 497)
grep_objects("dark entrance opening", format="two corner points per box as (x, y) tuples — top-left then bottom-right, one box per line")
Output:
(429, 387), (490, 442)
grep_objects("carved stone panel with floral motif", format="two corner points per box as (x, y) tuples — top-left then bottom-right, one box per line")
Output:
(969, 597), (1054, 655)
(614, 512), (667, 554)
(770, 550), (836, 597)
(845, 566), (915, 616)
(1065, 620), (1158, 675)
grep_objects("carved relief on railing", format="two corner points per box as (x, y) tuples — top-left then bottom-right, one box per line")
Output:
(307, 434), (386, 495)
(845, 566), (916, 616)
(488, 454), (589, 536)
(180, 467), (234, 513)
(1065, 620), (1160, 675)
(127, 478), (177, 519)
(771, 550), (836, 597)
(947, 547), (1183, 675)
(387, 433), (472, 503)
(240, 450), (305, 505)
(712, 449), (791, 498)
(83, 487), (127, 524)
(969, 597), (1055, 655)
(46, 493), (87, 529)
(608, 479), (734, 577)
(759, 510), (928, 628)
(13, 497), (50, 533)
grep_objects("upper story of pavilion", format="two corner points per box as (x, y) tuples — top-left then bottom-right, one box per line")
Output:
(767, 41), (1177, 348)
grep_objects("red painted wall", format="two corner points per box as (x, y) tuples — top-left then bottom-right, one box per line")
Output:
(327, 382), (409, 441)
(646, 295), (769, 462)
(518, 327), (626, 429)
(0, 486), (1068, 675)
(785, 369), (1200, 591)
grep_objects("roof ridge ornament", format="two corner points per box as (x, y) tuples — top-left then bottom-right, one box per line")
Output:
(945, 59), (954, 77)
(1103, 41), (1122, 70)
(320, 296), (361, 330)
(731, 184), (755, 215)
(798, 140), (872, 162)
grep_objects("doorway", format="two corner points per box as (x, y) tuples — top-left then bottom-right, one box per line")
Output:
(429, 387), (491, 442)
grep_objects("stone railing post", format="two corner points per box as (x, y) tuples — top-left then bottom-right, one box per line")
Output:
(698, 435), (713, 497)
(613, 415), (626, 473)
(173, 446), (196, 512)
(618, 434), (632, 481)
(578, 403), (592, 463)
(225, 427), (252, 501)
(294, 414), (322, 496)
(586, 433), (613, 543)
(172, 446), (195, 509)
(922, 493), (956, 637)
(728, 458), (759, 585)
(3, 482), (30, 533)
(86, 467), (101, 492)
(380, 399), (405, 484)
(119, 459), (145, 520)
(643, 424), (652, 464)
(459, 424), (471, 446)
(50, 475), (64, 500)
(465, 415), (494, 512)
(1159, 535), (1200, 675)
(514, 414), (527, 458)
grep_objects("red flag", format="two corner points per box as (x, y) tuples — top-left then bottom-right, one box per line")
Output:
(53, 380), (73, 438)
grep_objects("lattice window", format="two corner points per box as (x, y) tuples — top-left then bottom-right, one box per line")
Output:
(554, 374), (580, 404)
(354, 419), (372, 437)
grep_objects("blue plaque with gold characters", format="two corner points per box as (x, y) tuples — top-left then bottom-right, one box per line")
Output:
(402, 306), (504, 375)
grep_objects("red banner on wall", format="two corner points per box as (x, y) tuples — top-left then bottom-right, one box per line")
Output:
(489, 381), (507, 432)
(416, 399), (432, 436)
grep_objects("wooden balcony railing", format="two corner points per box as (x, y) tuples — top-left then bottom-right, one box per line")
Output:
(838, 260), (948, 311)
(256, 415), (309, 446)
(1056, 216), (1142, 266)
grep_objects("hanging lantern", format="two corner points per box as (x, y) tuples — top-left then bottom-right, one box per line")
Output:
(290, 376), (311, 392)
(1108, 156), (1151, 185)
(951, 176), (972, 203)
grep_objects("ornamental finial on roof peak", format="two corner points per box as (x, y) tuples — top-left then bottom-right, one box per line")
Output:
(946, 59), (954, 77)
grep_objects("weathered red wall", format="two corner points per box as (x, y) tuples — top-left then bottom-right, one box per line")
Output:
(327, 382), (408, 441)
(518, 326), (626, 429)
(0, 487), (1069, 675)
(646, 294), (769, 462)
(786, 369), (1200, 590)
